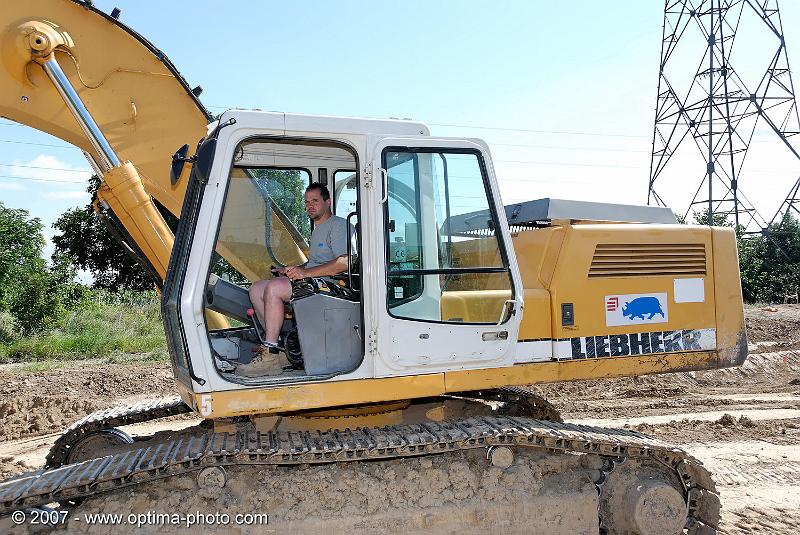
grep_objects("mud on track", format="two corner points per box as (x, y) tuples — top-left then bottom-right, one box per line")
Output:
(14, 449), (598, 535)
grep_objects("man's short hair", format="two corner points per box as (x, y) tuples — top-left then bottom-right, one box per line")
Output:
(305, 183), (330, 201)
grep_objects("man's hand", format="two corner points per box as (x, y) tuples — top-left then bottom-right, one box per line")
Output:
(284, 266), (308, 280)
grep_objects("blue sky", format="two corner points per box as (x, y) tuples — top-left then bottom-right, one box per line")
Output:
(2, 0), (800, 260)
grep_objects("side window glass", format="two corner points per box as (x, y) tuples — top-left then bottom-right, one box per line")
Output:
(384, 149), (512, 323)
(333, 170), (357, 216)
(214, 166), (310, 284)
(253, 169), (311, 241)
(431, 153), (504, 270)
(386, 153), (423, 306)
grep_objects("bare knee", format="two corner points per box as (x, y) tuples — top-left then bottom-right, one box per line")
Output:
(249, 280), (268, 302)
(265, 277), (291, 302)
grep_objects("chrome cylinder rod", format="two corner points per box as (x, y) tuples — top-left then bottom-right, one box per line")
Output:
(41, 56), (121, 171)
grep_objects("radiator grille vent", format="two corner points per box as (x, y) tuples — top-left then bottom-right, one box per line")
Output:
(589, 243), (706, 278)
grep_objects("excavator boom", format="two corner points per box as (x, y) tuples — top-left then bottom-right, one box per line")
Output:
(0, 0), (206, 215)
(1, 0), (306, 288)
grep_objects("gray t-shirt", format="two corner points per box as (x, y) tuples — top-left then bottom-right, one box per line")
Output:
(305, 215), (351, 268)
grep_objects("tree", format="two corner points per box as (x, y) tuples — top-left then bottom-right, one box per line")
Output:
(52, 175), (176, 291)
(252, 169), (311, 239)
(0, 204), (45, 306)
(0, 203), (77, 333)
(52, 205), (154, 291)
(691, 208), (733, 228)
(738, 213), (800, 303)
(676, 208), (799, 303)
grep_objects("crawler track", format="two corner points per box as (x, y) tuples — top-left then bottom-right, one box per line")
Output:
(1, 404), (719, 533)
(44, 396), (191, 469)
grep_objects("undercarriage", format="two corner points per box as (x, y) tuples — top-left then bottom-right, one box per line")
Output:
(1, 389), (719, 534)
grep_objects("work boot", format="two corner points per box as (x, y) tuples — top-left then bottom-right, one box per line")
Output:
(236, 348), (287, 377)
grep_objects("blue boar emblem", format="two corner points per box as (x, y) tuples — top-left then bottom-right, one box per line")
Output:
(622, 297), (665, 320)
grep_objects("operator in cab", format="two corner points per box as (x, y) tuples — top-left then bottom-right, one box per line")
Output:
(242, 183), (349, 375)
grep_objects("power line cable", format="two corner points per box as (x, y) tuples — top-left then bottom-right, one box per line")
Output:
(428, 122), (649, 138)
(0, 163), (89, 174)
(492, 142), (650, 153)
(1, 111), (785, 143)
(0, 174), (84, 184)
(0, 135), (654, 155)
(498, 177), (631, 185)
(492, 159), (647, 169)
(0, 138), (73, 149)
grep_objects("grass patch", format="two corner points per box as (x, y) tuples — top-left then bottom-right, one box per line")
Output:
(15, 360), (69, 373)
(6, 351), (169, 374)
(0, 290), (167, 363)
(99, 350), (169, 365)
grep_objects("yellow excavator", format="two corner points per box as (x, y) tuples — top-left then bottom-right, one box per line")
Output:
(0, 1), (746, 533)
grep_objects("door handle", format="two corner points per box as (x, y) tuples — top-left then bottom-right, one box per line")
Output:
(379, 168), (388, 204)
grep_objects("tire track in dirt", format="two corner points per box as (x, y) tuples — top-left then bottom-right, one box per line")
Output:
(685, 440), (800, 535)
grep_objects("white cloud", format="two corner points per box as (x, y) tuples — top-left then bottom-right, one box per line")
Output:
(0, 182), (24, 190)
(7, 154), (91, 189)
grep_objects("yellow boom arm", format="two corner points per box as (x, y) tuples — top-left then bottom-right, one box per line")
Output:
(0, 1), (305, 322)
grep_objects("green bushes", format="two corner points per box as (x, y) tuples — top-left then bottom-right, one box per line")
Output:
(0, 202), (167, 364)
(738, 214), (800, 303)
(682, 209), (800, 304)
(0, 203), (88, 334)
(0, 290), (166, 363)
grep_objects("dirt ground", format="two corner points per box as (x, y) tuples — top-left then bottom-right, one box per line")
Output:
(0, 305), (799, 533)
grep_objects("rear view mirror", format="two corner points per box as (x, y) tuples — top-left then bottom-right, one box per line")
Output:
(170, 144), (190, 185)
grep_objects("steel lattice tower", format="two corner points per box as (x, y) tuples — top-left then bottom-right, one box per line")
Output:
(649, 0), (800, 232)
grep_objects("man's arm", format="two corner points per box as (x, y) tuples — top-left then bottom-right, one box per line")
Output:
(284, 255), (348, 280)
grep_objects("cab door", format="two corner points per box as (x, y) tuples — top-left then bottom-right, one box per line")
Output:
(368, 138), (524, 376)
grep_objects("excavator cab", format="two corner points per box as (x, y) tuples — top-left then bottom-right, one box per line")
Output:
(202, 134), (364, 379)
(163, 110), (524, 403)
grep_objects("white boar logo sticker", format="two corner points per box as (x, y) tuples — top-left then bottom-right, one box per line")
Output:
(605, 293), (668, 327)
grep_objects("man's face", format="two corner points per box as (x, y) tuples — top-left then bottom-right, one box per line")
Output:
(304, 189), (331, 221)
